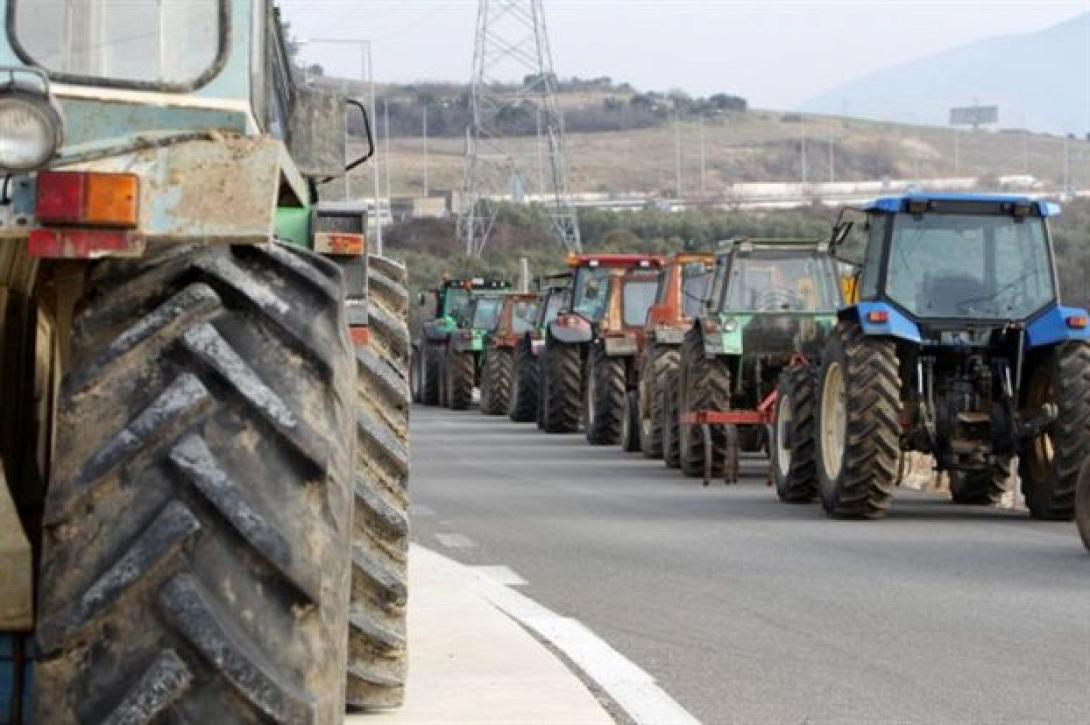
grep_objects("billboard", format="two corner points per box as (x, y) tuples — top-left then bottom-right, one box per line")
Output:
(950, 106), (999, 127)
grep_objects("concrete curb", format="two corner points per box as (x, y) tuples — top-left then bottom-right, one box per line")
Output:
(348, 544), (614, 725)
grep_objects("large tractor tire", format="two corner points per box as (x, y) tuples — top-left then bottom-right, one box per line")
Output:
(348, 255), (411, 709)
(584, 344), (626, 445)
(772, 364), (819, 503)
(1076, 460), (1090, 552)
(678, 328), (731, 478)
(662, 366), (682, 469)
(949, 460), (1010, 506)
(621, 389), (641, 452)
(640, 345), (679, 459)
(509, 338), (539, 423)
(35, 244), (355, 724)
(541, 339), (582, 433)
(480, 347), (513, 416)
(815, 320), (902, 519)
(420, 343), (442, 405)
(1019, 342), (1090, 520)
(445, 348), (475, 411)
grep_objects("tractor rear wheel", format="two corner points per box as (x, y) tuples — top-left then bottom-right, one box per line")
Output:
(348, 255), (411, 709)
(542, 339), (582, 433)
(949, 460), (1010, 506)
(640, 345), (679, 459)
(35, 244), (355, 724)
(584, 344), (626, 445)
(509, 338), (538, 422)
(678, 328), (731, 478)
(1076, 460), (1090, 551)
(621, 389), (641, 452)
(772, 364), (819, 503)
(480, 347), (513, 416)
(1019, 342), (1090, 520)
(815, 320), (902, 519)
(445, 348), (475, 411)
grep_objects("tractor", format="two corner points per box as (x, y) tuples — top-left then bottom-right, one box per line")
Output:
(508, 273), (570, 424)
(442, 287), (509, 410)
(636, 252), (715, 464)
(411, 277), (509, 408)
(675, 240), (842, 483)
(479, 293), (541, 416)
(539, 254), (663, 440)
(0, 1), (410, 722)
(804, 194), (1090, 519)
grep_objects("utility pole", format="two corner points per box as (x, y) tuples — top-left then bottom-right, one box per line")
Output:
(384, 98), (392, 204)
(674, 108), (683, 199)
(422, 105), (429, 197)
(828, 133), (835, 183)
(1063, 134), (1071, 194)
(699, 116), (707, 197)
(800, 135), (808, 184)
(462, 0), (581, 256)
(954, 127), (960, 176)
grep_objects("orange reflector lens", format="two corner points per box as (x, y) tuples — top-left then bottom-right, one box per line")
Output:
(349, 326), (370, 347)
(315, 232), (365, 256)
(867, 310), (890, 324)
(85, 172), (139, 227)
(1067, 316), (1088, 330)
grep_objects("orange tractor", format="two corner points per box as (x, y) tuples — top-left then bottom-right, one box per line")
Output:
(539, 254), (664, 443)
(634, 253), (716, 462)
(479, 293), (542, 415)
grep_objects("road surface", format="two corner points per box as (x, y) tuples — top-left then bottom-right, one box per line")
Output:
(410, 405), (1090, 723)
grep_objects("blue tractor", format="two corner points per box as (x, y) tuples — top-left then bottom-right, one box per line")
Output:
(802, 194), (1090, 519)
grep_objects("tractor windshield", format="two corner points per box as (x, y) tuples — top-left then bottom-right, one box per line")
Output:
(723, 253), (840, 313)
(885, 213), (1055, 320)
(681, 263), (713, 318)
(623, 278), (659, 327)
(13, 0), (224, 87)
(511, 301), (539, 334)
(572, 267), (612, 322)
(541, 290), (569, 326)
(444, 289), (472, 324)
(471, 298), (503, 331)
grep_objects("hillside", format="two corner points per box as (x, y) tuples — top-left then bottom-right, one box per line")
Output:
(803, 13), (1090, 135)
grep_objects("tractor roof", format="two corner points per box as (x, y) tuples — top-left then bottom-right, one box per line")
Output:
(716, 238), (828, 254)
(862, 193), (1061, 217)
(441, 278), (511, 291)
(667, 252), (715, 266)
(566, 253), (664, 270)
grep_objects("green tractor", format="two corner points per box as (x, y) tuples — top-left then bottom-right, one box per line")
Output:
(674, 239), (842, 482)
(0, 1), (409, 721)
(412, 278), (510, 410)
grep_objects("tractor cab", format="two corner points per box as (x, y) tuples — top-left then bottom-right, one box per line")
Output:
(421, 278), (511, 340)
(552, 254), (664, 343)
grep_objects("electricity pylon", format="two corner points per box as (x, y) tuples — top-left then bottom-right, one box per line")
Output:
(461, 0), (582, 256)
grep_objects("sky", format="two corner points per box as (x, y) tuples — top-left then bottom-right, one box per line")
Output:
(281, 0), (1090, 111)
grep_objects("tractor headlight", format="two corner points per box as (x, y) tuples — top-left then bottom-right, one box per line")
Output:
(0, 94), (61, 172)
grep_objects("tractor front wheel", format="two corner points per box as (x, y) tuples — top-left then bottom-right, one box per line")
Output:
(509, 338), (539, 422)
(1019, 342), (1090, 520)
(1076, 461), (1090, 551)
(640, 345), (679, 459)
(480, 347), (513, 416)
(445, 348), (475, 411)
(621, 389), (641, 452)
(949, 460), (1010, 506)
(541, 340), (582, 433)
(584, 344), (626, 445)
(815, 320), (902, 519)
(421, 343), (442, 405)
(772, 364), (818, 503)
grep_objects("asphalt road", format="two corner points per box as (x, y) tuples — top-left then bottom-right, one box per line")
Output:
(410, 405), (1090, 724)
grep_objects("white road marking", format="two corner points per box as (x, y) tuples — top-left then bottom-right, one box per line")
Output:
(435, 532), (476, 549)
(469, 560), (700, 725)
(471, 565), (528, 587)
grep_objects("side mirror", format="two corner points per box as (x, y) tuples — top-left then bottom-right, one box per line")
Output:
(830, 220), (854, 251)
(289, 87), (347, 178)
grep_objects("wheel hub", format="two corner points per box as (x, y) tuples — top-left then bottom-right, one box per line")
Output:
(821, 362), (847, 481)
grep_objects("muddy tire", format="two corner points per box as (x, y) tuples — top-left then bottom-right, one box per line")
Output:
(584, 344), (626, 446)
(445, 348), (475, 411)
(949, 460), (1010, 506)
(621, 389), (641, 452)
(348, 255), (411, 709)
(772, 364), (819, 503)
(678, 328), (731, 478)
(1019, 342), (1090, 520)
(509, 338), (539, 423)
(815, 320), (902, 519)
(662, 366), (682, 469)
(480, 347), (513, 416)
(420, 343), (442, 406)
(542, 339), (582, 433)
(640, 345), (679, 459)
(35, 244), (355, 724)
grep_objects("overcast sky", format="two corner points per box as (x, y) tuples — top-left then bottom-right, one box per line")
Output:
(281, 0), (1089, 110)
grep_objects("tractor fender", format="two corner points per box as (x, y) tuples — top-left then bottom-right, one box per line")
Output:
(1026, 305), (1090, 349)
(548, 314), (594, 345)
(840, 302), (922, 344)
(423, 319), (454, 343)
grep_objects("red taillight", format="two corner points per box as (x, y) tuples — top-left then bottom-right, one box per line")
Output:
(349, 326), (370, 347)
(36, 171), (139, 228)
(867, 310), (890, 324)
(1067, 315), (1088, 330)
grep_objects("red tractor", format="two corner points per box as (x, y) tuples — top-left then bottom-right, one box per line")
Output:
(479, 293), (542, 415)
(539, 254), (664, 442)
(635, 253), (716, 463)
